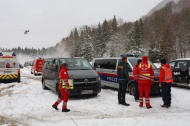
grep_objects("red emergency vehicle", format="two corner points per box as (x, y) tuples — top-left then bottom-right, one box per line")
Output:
(31, 58), (44, 76)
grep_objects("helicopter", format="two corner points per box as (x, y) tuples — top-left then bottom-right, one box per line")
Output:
(24, 29), (29, 34)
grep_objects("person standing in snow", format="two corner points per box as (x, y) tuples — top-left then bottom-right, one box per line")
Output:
(52, 63), (71, 112)
(159, 58), (173, 108)
(117, 56), (130, 106)
(133, 59), (142, 102)
(135, 56), (154, 109)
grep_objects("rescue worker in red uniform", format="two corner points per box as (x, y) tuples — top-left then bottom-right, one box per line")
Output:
(52, 63), (70, 112)
(133, 59), (142, 102)
(159, 58), (173, 108)
(135, 56), (154, 109)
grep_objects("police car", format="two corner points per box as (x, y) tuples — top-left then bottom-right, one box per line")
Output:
(169, 58), (190, 87)
(91, 54), (160, 95)
(0, 52), (20, 83)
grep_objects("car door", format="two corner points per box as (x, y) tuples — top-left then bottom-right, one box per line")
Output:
(95, 59), (118, 88)
(42, 59), (52, 87)
(49, 59), (59, 89)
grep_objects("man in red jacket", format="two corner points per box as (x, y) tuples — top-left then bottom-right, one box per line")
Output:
(133, 59), (142, 102)
(159, 58), (173, 108)
(52, 63), (71, 112)
(135, 56), (154, 109)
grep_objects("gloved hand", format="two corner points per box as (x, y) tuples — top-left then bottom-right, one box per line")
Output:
(159, 83), (162, 87)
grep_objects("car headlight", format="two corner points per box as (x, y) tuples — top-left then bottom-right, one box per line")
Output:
(96, 76), (101, 81)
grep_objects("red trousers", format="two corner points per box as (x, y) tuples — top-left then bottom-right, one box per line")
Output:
(53, 84), (69, 109)
(138, 83), (151, 107)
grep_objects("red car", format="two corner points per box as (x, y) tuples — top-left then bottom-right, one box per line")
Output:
(31, 58), (44, 76)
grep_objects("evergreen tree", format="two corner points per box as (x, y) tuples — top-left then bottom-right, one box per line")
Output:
(102, 19), (110, 44)
(148, 48), (165, 62)
(112, 15), (117, 33)
(82, 26), (93, 61)
(95, 23), (104, 57)
(128, 19), (144, 53)
(73, 28), (80, 57)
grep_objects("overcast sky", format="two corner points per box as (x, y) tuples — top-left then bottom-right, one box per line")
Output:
(0, 0), (163, 49)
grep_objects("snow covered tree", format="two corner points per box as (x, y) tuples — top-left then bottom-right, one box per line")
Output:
(148, 48), (165, 62)
(102, 19), (110, 45)
(82, 26), (93, 61)
(95, 23), (105, 57)
(112, 15), (117, 33)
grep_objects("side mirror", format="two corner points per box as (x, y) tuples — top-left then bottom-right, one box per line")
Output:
(93, 67), (96, 70)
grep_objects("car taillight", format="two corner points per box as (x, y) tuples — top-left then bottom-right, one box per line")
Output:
(18, 69), (20, 74)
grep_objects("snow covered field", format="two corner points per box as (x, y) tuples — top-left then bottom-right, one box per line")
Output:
(0, 67), (190, 126)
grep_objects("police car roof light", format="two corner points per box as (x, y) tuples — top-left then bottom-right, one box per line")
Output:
(126, 53), (140, 57)
(12, 52), (16, 56)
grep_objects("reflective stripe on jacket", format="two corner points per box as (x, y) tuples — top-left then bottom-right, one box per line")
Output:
(62, 79), (74, 89)
(138, 63), (151, 80)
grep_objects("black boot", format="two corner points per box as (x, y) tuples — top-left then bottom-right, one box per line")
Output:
(122, 102), (130, 106)
(147, 106), (152, 109)
(62, 109), (70, 112)
(52, 105), (59, 110)
(160, 104), (170, 108)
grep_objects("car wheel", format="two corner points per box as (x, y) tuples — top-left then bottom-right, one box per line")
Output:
(101, 85), (107, 89)
(42, 79), (48, 90)
(34, 71), (37, 76)
(129, 83), (135, 95)
(17, 77), (20, 83)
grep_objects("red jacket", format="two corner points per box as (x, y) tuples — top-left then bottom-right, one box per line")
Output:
(59, 66), (69, 88)
(135, 56), (154, 84)
(159, 64), (173, 83)
(133, 64), (138, 80)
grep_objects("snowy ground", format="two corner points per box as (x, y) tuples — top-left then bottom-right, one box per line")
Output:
(0, 67), (190, 126)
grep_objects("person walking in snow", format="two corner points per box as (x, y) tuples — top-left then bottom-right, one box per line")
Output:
(135, 56), (154, 109)
(159, 58), (173, 108)
(133, 59), (142, 102)
(52, 63), (71, 112)
(117, 56), (130, 106)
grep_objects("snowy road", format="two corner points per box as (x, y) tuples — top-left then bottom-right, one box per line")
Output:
(0, 67), (190, 126)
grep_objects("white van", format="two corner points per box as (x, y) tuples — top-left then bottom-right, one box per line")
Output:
(91, 56), (160, 95)
(0, 52), (20, 83)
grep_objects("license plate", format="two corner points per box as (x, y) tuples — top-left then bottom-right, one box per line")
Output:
(4, 71), (12, 73)
(81, 90), (93, 94)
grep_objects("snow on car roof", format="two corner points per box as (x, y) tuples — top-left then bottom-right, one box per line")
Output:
(176, 58), (190, 60)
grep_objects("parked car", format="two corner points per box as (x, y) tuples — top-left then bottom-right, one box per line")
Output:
(41, 57), (101, 96)
(19, 63), (24, 69)
(91, 56), (160, 95)
(169, 58), (190, 87)
(31, 58), (44, 76)
(24, 61), (32, 67)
